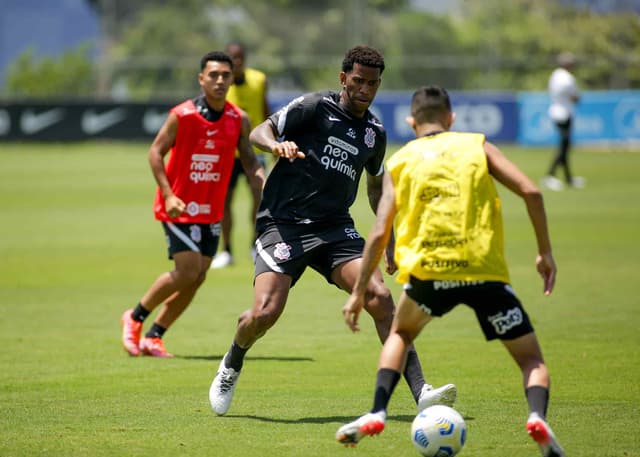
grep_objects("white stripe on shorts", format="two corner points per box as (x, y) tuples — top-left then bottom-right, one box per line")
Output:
(166, 222), (200, 252)
(255, 239), (284, 273)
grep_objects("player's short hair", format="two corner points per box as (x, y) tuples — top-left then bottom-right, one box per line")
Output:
(200, 51), (234, 71)
(225, 41), (246, 56)
(342, 45), (385, 75)
(411, 85), (452, 125)
(557, 51), (576, 67)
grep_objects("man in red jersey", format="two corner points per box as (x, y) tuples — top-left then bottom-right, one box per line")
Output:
(120, 51), (265, 358)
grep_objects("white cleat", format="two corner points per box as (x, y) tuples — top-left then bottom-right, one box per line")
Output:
(417, 383), (457, 411)
(541, 175), (564, 191)
(336, 411), (386, 446)
(209, 355), (241, 415)
(210, 251), (234, 269)
(570, 176), (586, 189)
(526, 412), (565, 457)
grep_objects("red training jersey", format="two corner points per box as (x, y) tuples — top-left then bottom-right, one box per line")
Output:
(153, 99), (243, 224)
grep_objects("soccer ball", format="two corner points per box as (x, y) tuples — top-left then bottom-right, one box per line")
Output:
(411, 405), (466, 456)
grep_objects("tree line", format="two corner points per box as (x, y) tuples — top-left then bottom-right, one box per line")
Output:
(5, 0), (639, 99)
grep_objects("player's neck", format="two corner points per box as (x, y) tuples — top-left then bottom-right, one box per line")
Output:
(204, 95), (225, 112)
(416, 123), (447, 138)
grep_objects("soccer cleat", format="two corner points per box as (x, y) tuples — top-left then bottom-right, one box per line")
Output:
(527, 412), (565, 457)
(209, 355), (241, 415)
(210, 251), (234, 269)
(139, 337), (174, 358)
(121, 309), (142, 356)
(417, 383), (457, 411)
(541, 175), (564, 192)
(570, 176), (586, 189)
(336, 411), (386, 446)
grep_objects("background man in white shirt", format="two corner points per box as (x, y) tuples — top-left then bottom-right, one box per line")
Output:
(543, 52), (584, 191)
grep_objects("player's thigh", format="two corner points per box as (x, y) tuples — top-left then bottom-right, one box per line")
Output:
(173, 250), (205, 280)
(252, 271), (291, 319)
(392, 291), (432, 340)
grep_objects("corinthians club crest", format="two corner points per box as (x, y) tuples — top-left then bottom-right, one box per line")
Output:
(273, 242), (292, 260)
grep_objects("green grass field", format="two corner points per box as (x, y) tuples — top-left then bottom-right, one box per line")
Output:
(0, 142), (638, 457)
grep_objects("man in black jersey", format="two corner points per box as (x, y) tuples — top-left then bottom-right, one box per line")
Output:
(209, 45), (455, 416)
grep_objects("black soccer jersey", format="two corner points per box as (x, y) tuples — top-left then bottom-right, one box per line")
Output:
(257, 90), (387, 226)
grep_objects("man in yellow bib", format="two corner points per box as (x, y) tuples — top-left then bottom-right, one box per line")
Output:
(211, 42), (270, 268)
(336, 86), (565, 457)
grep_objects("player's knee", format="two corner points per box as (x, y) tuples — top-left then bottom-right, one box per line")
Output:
(240, 304), (280, 335)
(365, 283), (394, 319)
(172, 267), (201, 287)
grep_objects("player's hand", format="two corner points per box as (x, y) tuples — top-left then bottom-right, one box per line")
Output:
(536, 252), (556, 295)
(384, 244), (397, 275)
(272, 141), (305, 162)
(165, 195), (185, 218)
(342, 294), (365, 333)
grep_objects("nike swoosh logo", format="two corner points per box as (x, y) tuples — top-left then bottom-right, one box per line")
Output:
(328, 116), (341, 122)
(81, 108), (127, 134)
(20, 108), (66, 134)
(142, 108), (167, 134)
(206, 129), (218, 136)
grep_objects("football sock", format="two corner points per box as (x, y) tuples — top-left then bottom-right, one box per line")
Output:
(145, 323), (167, 339)
(225, 341), (247, 371)
(403, 348), (426, 403)
(131, 303), (150, 322)
(525, 385), (549, 419)
(372, 368), (401, 413)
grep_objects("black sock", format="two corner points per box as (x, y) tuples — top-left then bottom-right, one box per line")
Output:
(525, 385), (549, 419)
(145, 323), (167, 339)
(372, 368), (401, 413)
(131, 303), (150, 322)
(403, 349), (426, 403)
(225, 341), (248, 371)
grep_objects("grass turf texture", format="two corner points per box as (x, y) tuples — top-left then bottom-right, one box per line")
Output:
(0, 142), (638, 457)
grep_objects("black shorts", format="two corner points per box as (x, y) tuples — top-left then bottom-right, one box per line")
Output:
(254, 221), (364, 286)
(161, 222), (221, 259)
(228, 155), (267, 191)
(403, 277), (534, 341)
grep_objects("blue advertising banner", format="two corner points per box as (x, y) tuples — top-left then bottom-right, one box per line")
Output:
(271, 91), (519, 145)
(518, 90), (640, 146)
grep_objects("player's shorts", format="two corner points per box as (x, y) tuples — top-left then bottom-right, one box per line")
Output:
(403, 277), (534, 341)
(161, 222), (221, 260)
(254, 220), (364, 286)
(228, 155), (267, 190)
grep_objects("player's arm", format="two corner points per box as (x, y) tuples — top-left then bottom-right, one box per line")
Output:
(237, 111), (266, 197)
(343, 171), (397, 332)
(262, 78), (271, 118)
(484, 141), (556, 295)
(366, 170), (397, 274)
(249, 119), (305, 162)
(148, 112), (184, 218)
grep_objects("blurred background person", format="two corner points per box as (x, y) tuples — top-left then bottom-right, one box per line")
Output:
(542, 51), (584, 191)
(211, 41), (271, 268)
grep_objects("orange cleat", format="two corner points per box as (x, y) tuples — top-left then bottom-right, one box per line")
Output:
(121, 309), (142, 356)
(336, 412), (386, 446)
(527, 413), (565, 457)
(139, 337), (174, 358)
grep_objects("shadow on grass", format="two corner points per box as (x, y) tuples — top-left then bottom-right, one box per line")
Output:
(222, 414), (475, 424)
(175, 354), (315, 362)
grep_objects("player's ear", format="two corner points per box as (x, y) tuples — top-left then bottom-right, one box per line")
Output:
(448, 112), (456, 130)
(339, 71), (347, 87)
(405, 115), (416, 132)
